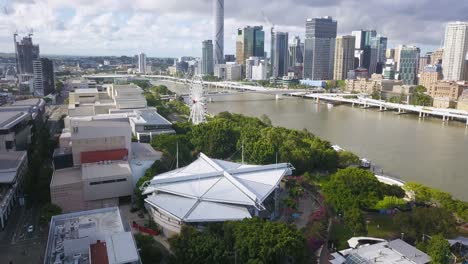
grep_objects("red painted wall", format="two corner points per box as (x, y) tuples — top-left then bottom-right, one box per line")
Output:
(81, 148), (128, 164)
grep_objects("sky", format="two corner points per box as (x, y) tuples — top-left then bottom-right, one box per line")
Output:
(0, 0), (467, 57)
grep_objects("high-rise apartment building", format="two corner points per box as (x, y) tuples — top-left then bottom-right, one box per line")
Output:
(271, 31), (289, 78)
(396, 45), (420, 85)
(213, 0), (224, 65)
(236, 26), (265, 65)
(442, 22), (468, 81)
(138, 52), (146, 74)
(14, 34), (40, 74)
(33, 58), (55, 96)
(202, 40), (214, 75)
(334, 35), (356, 80)
(304, 17), (337, 80)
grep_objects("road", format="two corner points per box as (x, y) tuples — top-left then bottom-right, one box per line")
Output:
(0, 203), (47, 264)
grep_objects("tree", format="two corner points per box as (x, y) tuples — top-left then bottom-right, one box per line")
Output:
(190, 119), (239, 159)
(344, 207), (367, 236)
(259, 114), (272, 127)
(337, 151), (360, 168)
(55, 80), (64, 95)
(410, 85), (433, 106)
(169, 219), (306, 264)
(39, 203), (62, 225)
(229, 218), (306, 264)
(395, 207), (457, 242)
(374, 196), (406, 210)
(135, 233), (164, 263)
(322, 168), (384, 212)
(426, 234), (451, 264)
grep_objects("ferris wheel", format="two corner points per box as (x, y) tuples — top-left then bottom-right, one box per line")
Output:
(188, 75), (207, 125)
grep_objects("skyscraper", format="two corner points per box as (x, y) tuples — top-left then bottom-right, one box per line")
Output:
(33, 58), (55, 96)
(397, 45), (420, 85)
(442, 22), (468, 81)
(213, 0), (224, 65)
(334, 35), (356, 80)
(303, 17), (337, 80)
(271, 31), (289, 78)
(370, 36), (388, 74)
(14, 34), (40, 74)
(202, 40), (214, 75)
(289, 36), (304, 68)
(236, 26), (265, 65)
(138, 52), (147, 74)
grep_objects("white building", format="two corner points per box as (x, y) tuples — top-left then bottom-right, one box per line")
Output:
(43, 207), (140, 264)
(32, 60), (44, 96)
(142, 153), (294, 237)
(330, 239), (431, 264)
(138, 52), (147, 74)
(214, 63), (242, 81)
(442, 22), (468, 81)
(252, 60), (267, 80)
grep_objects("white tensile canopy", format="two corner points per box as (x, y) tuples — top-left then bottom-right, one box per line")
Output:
(143, 153), (293, 222)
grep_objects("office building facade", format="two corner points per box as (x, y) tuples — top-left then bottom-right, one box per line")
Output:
(397, 45), (420, 85)
(304, 17), (337, 80)
(271, 31), (289, 78)
(213, 0), (224, 65)
(236, 26), (265, 65)
(334, 35), (356, 80)
(33, 58), (55, 96)
(202, 40), (214, 75)
(442, 22), (468, 81)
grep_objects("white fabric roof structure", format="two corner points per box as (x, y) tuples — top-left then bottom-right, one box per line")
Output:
(143, 153), (293, 223)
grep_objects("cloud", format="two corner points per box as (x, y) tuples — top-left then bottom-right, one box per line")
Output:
(0, 0), (465, 57)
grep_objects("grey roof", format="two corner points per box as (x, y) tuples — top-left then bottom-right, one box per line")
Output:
(388, 239), (431, 264)
(0, 151), (27, 170)
(448, 236), (468, 247)
(0, 111), (29, 129)
(131, 109), (172, 126)
(0, 151), (27, 183)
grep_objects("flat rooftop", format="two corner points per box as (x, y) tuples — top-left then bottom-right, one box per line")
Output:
(44, 207), (139, 264)
(0, 111), (29, 129)
(131, 109), (172, 126)
(50, 167), (82, 187)
(70, 120), (131, 140)
(0, 151), (27, 184)
(340, 239), (431, 264)
(131, 142), (162, 161)
(81, 161), (132, 181)
(73, 88), (99, 94)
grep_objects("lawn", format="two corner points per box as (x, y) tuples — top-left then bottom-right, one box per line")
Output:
(366, 214), (400, 239)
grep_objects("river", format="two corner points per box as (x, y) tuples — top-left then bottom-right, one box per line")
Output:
(157, 81), (468, 201)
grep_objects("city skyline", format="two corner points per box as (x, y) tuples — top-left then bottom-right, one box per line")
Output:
(1, 0), (467, 57)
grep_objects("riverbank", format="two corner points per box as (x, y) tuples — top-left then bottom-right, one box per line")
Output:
(155, 80), (468, 201)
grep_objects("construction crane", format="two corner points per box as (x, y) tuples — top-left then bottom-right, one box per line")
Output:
(261, 10), (275, 35)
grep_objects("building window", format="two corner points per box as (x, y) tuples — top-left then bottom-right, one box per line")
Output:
(90, 178), (127, 186)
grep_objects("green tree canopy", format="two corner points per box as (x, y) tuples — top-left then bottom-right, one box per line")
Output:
(344, 207), (367, 236)
(337, 151), (360, 168)
(169, 219), (305, 264)
(322, 168), (390, 211)
(395, 207), (457, 242)
(426, 234), (451, 264)
(374, 196), (407, 210)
